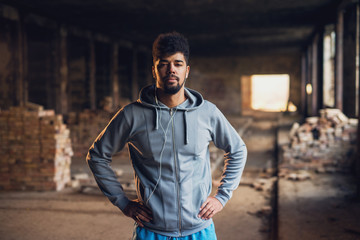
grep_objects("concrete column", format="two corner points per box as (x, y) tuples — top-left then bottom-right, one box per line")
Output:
(16, 14), (25, 107)
(306, 45), (313, 117)
(89, 37), (96, 110)
(356, 2), (360, 199)
(310, 32), (325, 114)
(22, 16), (29, 105)
(146, 52), (153, 86)
(59, 26), (68, 114)
(111, 43), (120, 109)
(241, 75), (251, 111)
(316, 31), (324, 110)
(301, 54), (307, 116)
(342, 4), (357, 118)
(311, 35), (319, 116)
(131, 48), (139, 101)
(335, 9), (344, 111)
(55, 26), (68, 114)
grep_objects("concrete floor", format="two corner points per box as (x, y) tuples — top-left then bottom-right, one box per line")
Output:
(0, 116), (275, 240)
(0, 184), (271, 240)
(278, 174), (360, 240)
(276, 116), (360, 240)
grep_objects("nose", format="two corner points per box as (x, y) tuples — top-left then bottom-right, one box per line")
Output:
(167, 63), (175, 74)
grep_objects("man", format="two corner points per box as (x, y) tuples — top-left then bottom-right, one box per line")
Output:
(87, 32), (247, 239)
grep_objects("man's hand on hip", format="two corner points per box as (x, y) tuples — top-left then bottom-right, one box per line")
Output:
(122, 200), (153, 227)
(198, 196), (223, 220)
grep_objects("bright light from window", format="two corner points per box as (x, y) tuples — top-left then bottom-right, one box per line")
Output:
(251, 74), (290, 112)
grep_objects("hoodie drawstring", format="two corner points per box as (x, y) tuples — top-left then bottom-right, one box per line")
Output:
(155, 106), (188, 144)
(154, 108), (159, 130)
(184, 110), (189, 145)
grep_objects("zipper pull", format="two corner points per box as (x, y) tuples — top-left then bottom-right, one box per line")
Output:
(170, 108), (173, 116)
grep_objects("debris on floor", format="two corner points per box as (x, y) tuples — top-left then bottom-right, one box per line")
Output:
(251, 177), (277, 192)
(279, 108), (357, 179)
(279, 169), (311, 181)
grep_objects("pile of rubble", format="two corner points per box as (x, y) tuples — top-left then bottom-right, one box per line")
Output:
(280, 108), (358, 180)
(0, 105), (73, 191)
(67, 109), (128, 160)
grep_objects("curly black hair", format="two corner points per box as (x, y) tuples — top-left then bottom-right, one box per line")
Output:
(152, 32), (190, 65)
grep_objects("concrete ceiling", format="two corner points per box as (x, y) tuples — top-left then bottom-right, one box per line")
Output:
(3, 0), (342, 56)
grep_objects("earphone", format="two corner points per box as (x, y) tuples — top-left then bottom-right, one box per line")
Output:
(146, 89), (178, 205)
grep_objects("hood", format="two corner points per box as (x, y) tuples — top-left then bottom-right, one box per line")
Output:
(137, 84), (204, 145)
(138, 84), (204, 111)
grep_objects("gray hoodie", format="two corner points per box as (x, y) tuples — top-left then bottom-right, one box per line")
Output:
(87, 85), (247, 237)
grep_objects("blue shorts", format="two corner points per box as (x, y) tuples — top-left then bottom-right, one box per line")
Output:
(132, 223), (217, 240)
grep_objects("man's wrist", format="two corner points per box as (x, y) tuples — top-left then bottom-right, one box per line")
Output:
(118, 197), (131, 211)
(214, 194), (227, 207)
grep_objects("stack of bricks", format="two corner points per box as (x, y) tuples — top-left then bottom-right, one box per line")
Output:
(0, 106), (73, 191)
(280, 108), (358, 177)
(67, 109), (128, 161)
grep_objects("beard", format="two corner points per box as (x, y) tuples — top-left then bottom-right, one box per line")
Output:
(163, 75), (186, 95)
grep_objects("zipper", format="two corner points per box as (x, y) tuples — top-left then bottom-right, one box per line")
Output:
(170, 108), (182, 236)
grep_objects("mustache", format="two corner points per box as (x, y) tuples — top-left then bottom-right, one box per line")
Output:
(164, 74), (180, 81)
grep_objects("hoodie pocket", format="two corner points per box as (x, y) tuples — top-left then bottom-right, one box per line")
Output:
(143, 185), (177, 230)
(186, 183), (208, 228)
(199, 183), (208, 211)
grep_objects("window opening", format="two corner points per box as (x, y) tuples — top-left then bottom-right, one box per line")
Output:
(251, 74), (290, 112)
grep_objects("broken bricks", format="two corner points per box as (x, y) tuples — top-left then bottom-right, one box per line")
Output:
(279, 169), (312, 181)
(280, 108), (357, 178)
(0, 106), (73, 191)
(251, 177), (277, 191)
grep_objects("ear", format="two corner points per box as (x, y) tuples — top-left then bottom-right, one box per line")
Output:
(152, 66), (156, 79)
(186, 65), (190, 79)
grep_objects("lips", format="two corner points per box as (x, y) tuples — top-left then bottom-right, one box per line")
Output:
(164, 75), (179, 83)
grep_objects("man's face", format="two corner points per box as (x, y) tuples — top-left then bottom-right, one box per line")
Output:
(153, 52), (190, 95)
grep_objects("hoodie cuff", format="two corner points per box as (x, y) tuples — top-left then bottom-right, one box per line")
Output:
(214, 192), (229, 207)
(116, 196), (131, 211)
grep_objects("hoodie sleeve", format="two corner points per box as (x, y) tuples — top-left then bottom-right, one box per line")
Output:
(211, 106), (247, 207)
(86, 108), (131, 211)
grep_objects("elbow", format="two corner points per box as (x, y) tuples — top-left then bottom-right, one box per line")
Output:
(86, 143), (96, 164)
(86, 144), (112, 165)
